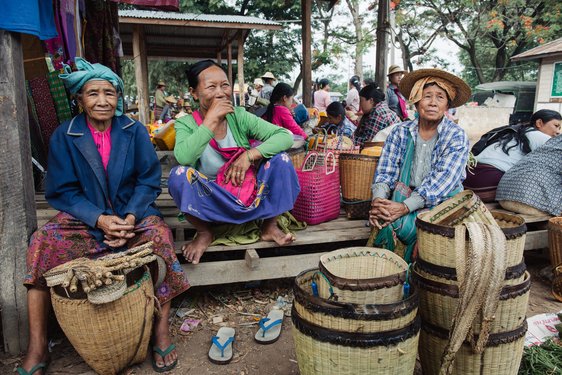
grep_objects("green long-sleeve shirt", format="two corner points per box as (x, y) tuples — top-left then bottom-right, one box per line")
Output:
(174, 107), (293, 167)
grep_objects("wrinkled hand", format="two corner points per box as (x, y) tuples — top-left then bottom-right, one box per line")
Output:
(97, 214), (135, 238)
(204, 98), (234, 130)
(224, 151), (253, 186)
(369, 198), (409, 229)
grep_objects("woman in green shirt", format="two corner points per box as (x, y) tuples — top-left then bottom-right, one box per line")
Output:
(169, 60), (300, 264)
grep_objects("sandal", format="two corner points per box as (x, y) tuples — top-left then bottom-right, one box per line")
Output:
(152, 344), (178, 373)
(254, 309), (284, 344)
(208, 327), (235, 365)
(16, 362), (48, 375)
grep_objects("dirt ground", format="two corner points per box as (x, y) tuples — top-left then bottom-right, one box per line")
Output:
(1, 251), (560, 375)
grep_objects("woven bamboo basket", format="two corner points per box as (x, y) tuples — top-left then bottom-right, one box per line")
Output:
(318, 247), (408, 304)
(419, 321), (527, 375)
(552, 265), (562, 302)
(424, 190), (496, 226)
(293, 269), (418, 334)
(548, 217), (562, 269)
(417, 211), (527, 269)
(339, 153), (378, 219)
(50, 270), (155, 375)
(287, 147), (306, 170)
(292, 306), (420, 375)
(412, 268), (530, 334)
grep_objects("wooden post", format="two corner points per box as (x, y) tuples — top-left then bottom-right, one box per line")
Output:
(216, 51), (222, 64)
(375, 0), (390, 88)
(0, 30), (33, 354)
(237, 32), (245, 107)
(302, 0), (312, 107)
(132, 25), (149, 125)
(227, 41), (233, 86)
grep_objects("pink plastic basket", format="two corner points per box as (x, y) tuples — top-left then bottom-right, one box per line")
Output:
(292, 151), (341, 225)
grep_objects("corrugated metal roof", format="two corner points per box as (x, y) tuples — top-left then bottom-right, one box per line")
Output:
(511, 38), (562, 61)
(119, 9), (281, 27)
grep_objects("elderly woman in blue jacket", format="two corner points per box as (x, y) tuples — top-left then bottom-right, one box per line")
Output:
(18, 58), (188, 375)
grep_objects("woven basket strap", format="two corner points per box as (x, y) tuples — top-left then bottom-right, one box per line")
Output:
(126, 286), (154, 369)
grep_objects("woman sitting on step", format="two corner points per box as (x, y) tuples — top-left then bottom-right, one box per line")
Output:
(368, 68), (471, 263)
(168, 60), (300, 266)
(19, 58), (189, 375)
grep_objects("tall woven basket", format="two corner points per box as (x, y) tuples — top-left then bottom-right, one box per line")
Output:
(292, 269), (419, 375)
(318, 247), (408, 304)
(50, 270), (155, 375)
(339, 153), (378, 219)
(548, 217), (562, 268)
(424, 190), (496, 226)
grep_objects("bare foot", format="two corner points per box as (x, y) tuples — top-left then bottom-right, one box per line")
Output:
(261, 218), (296, 246)
(182, 230), (213, 264)
(153, 310), (177, 370)
(19, 349), (49, 375)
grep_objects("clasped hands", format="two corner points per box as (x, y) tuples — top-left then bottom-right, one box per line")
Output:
(96, 214), (136, 248)
(369, 198), (409, 229)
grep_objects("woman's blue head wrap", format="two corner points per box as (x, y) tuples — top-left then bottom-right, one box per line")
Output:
(59, 57), (125, 116)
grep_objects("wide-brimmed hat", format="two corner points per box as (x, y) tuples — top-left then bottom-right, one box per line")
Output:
(387, 65), (406, 76)
(261, 72), (276, 80)
(165, 95), (177, 104)
(157, 80), (166, 86)
(253, 78), (264, 87)
(399, 68), (471, 108)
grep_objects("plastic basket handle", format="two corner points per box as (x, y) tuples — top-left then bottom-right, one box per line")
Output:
(325, 151), (336, 175)
(301, 151), (319, 172)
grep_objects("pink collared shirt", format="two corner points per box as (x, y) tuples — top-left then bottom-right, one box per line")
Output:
(87, 121), (112, 171)
(270, 105), (308, 139)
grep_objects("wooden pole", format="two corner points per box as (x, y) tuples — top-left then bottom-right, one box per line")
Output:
(237, 31), (245, 107)
(216, 51), (222, 64)
(227, 41), (233, 86)
(0, 30), (33, 354)
(132, 25), (149, 125)
(375, 0), (390, 88)
(302, 0), (312, 107)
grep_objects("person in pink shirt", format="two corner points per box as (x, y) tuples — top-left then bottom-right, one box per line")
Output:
(313, 78), (332, 111)
(263, 82), (308, 139)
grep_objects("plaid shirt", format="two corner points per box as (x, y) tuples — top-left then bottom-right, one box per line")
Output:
(374, 117), (469, 208)
(354, 101), (401, 147)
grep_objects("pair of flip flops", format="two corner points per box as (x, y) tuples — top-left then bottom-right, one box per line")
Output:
(208, 309), (284, 365)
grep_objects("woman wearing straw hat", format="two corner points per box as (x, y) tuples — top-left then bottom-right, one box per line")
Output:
(260, 71), (276, 101)
(19, 58), (189, 374)
(368, 68), (471, 263)
(386, 65), (409, 120)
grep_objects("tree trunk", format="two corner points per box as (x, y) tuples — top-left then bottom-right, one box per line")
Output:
(293, 69), (303, 94)
(345, 0), (364, 78)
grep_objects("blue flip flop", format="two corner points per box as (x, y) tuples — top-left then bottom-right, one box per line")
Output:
(254, 309), (284, 344)
(16, 362), (47, 375)
(208, 327), (235, 365)
(152, 344), (178, 373)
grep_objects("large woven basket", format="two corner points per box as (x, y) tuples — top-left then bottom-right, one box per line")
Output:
(292, 306), (420, 375)
(287, 146), (306, 170)
(424, 190), (496, 226)
(419, 321), (527, 375)
(548, 217), (562, 269)
(339, 153), (378, 220)
(318, 247), (408, 304)
(417, 211), (527, 269)
(293, 269), (418, 334)
(51, 270), (155, 375)
(412, 268), (530, 334)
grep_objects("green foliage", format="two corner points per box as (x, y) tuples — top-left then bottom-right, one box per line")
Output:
(121, 59), (191, 100)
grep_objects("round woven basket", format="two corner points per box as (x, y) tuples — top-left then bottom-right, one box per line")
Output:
(293, 269), (418, 334)
(292, 306), (420, 375)
(552, 265), (562, 302)
(318, 247), (408, 304)
(423, 190), (496, 226)
(419, 321), (527, 375)
(50, 270), (155, 375)
(412, 268), (530, 334)
(548, 217), (562, 269)
(287, 147), (306, 170)
(339, 153), (378, 220)
(417, 211), (527, 269)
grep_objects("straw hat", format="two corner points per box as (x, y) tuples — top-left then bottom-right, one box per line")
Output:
(165, 95), (177, 104)
(387, 65), (406, 76)
(261, 72), (276, 80)
(253, 78), (264, 87)
(157, 80), (166, 86)
(399, 68), (471, 108)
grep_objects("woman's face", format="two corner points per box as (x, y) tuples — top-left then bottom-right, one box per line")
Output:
(323, 84), (331, 91)
(78, 80), (118, 124)
(281, 95), (294, 109)
(327, 113), (342, 125)
(389, 72), (403, 86)
(536, 118), (561, 137)
(190, 66), (232, 111)
(360, 96), (375, 114)
(416, 84), (449, 123)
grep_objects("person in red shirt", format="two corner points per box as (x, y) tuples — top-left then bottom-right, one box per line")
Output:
(263, 82), (308, 139)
